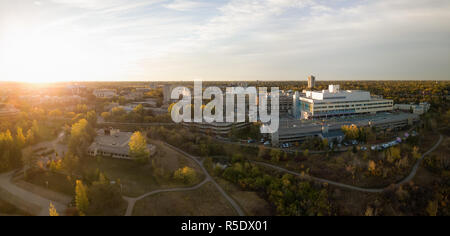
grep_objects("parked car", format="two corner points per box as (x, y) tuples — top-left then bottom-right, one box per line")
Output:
(264, 141), (271, 146)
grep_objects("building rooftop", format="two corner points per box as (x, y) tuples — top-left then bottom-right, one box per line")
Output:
(88, 129), (156, 158)
(94, 130), (132, 148)
(276, 112), (419, 135)
(0, 104), (20, 117)
(303, 85), (372, 102)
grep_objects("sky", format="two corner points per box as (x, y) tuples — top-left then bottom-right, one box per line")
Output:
(0, 0), (449, 82)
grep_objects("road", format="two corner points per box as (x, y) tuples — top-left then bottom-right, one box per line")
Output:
(0, 131), (70, 216)
(253, 134), (444, 193)
(122, 142), (246, 216)
(98, 121), (177, 127)
(215, 138), (348, 154)
(0, 171), (68, 216)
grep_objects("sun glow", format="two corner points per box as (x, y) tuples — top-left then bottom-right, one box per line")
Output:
(0, 26), (125, 83)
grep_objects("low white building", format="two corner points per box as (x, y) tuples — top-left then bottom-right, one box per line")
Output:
(87, 129), (156, 160)
(394, 103), (430, 115)
(93, 89), (117, 99)
(299, 85), (394, 119)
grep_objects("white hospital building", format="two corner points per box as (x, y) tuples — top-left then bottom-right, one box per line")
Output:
(298, 85), (394, 119)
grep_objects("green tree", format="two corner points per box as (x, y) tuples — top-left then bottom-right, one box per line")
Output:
(15, 127), (26, 148)
(173, 167), (197, 184)
(133, 104), (144, 115)
(86, 110), (97, 126)
(49, 109), (62, 117)
(25, 129), (35, 145)
(69, 119), (95, 156)
(303, 149), (309, 158)
(86, 173), (123, 216)
(31, 120), (40, 138)
(426, 200), (438, 216)
(101, 112), (111, 121)
(258, 146), (270, 159)
(61, 153), (80, 176)
(111, 107), (126, 117)
(386, 147), (401, 163)
(270, 149), (283, 162)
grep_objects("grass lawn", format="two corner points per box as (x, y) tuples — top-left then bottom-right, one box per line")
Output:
(88, 198), (128, 216)
(0, 198), (31, 216)
(327, 186), (380, 216)
(133, 182), (237, 216)
(414, 135), (449, 186)
(38, 120), (65, 141)
(214, 178), (273, 216)
(83, 141), (205, 197)
(24, 169), (75, 196)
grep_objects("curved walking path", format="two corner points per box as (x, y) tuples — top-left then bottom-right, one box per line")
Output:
(253, 134), (443, 193)
(123, 142), (245, 216)
(123, 179), (210, 216)
(165, 143), (245, 216)
(0, 171), (68, 216)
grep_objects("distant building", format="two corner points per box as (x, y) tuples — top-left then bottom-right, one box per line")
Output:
(0, 104), (19, 119)
(123, 91), (144, 101)
(182, 122), (250, 136)
(163, 85), (173, 104)
(292, 91), (302, 119)
(132, 98), (159, 108)
(93, 89), (117, 99)
(136, 88), (151, 93)
(87, 129), (156, 160)
(394, 102), (431, 115)
(66, 84), (86, 95)
(299, 85), (394, 119)
(308, 75), (316, 89)
(270, 112), (419, 147)
(279, 91), (294, 115)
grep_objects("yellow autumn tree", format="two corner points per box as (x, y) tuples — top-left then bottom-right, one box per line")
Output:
(75, 180), (89, 216)
(49, 202), (59, 216)
(174, 167), (197, 184)
(368, 161), (377, 175)
(129, 131), (150, 163)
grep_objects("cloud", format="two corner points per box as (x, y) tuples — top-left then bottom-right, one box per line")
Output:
(2, 0), (450, 81)
(164, 0), (210, 11)
(50, 0), (125, 9)
(196, 0), (313, 41)
(51, 0), (167, 11)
